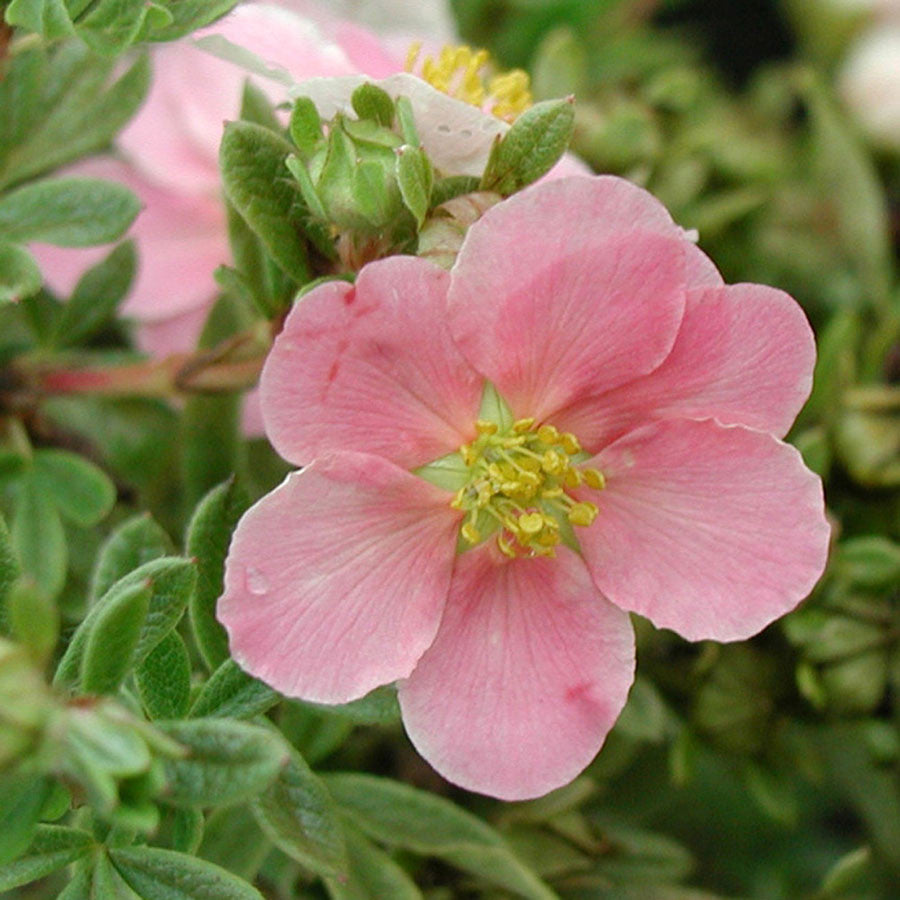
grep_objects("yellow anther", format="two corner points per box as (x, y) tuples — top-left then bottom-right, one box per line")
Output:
(568, 502), (599, 528)
(497, 534), (517, 558)
(518, 512), (544, 535)
(541, 486), (564, 499)
(406, 42), (532, 121)
(476, 419), (498, 435)
(513, 417), (535, 433)
(537, 424), (559, 444)
(461, 521), (481, 544)
(461, 444), (477, 466)
(582, 468), (605, 490)
(563, 467), (582, 488)
(560, 432), (581, 455)
(541, 450), (563, 474)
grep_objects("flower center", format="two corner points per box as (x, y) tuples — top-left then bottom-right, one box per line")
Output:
(451, 418), (604, 558)
(405, 43), (533, 122)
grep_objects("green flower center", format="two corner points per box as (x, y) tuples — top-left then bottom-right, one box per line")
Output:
(451, 417), (604, 558)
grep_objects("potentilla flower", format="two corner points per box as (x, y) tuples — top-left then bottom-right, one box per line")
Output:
(219, 175), (830, 800)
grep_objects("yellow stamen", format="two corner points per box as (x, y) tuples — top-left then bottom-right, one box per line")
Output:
(405, 43), (533, 122)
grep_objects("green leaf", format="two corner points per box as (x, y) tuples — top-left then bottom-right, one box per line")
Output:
(56, 556), (196, 689)
(834, 536), (900, 589)
(110, 845), (265, 900)
(8, 577), (58, 667)
(81, 580), (151, 695)
(186, 478), (250, 670)
(0, 50), (150, 190)
(136, 631), (192, 720)
(0, 514), (20, 626)
(198, 806), (269, 882)
(157, 719), (288, 808)
(13, 475), (67, 601)
(54, 241), (136, 346)
(0, 775), (53, 867)
(324, 774), (555, 900)
(0, 177), (140, 247)
(0, 243), (41, 303)
(34, 448), (116, 526)
(149, 0), (240, 41)
(325, 825), (420, 900)
(189, 658), (279, 720)
(0, 825), (94, 892)
(351, 82), (395, 127)
(90, 513), (173, 604)
(480, 98), (575, 196)
(239, 80), (281, 132)
(289, 97), (323, 156)
(252, 746), (347, 878)
(396, 145), (433, 227)
(93, 851), (144, 899)
(77, 0), (170, 55)
(4, 0), (74, 39)
(220, 121), (311, 282)
(303, 685), (401, 725)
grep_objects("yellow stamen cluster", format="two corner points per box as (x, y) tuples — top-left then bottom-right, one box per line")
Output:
(405, 43), (533, 122)
(451, 418), (605, 558)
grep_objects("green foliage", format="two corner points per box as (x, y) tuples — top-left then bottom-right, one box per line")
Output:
(0, 243), (42, 302)
(188, 659), (279, 720)
(136, 631), (192, 720)
(0, 176), (140, 245)
(0, 825), (94, 892)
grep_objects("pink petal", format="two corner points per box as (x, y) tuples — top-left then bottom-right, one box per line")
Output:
(219, 451), (460, 703)
(260, 257), (482, 469)
(133, 306), (209, 355)
(29, 156), (226, 323)
(578, 419), (831, 642)
(555, 283), (816, 448)
(121, 4), (365, 194)
(399, 545), (635, 800)
(448, 228), (686, 424)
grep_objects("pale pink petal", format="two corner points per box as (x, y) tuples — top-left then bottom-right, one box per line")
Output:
(219, 451), (460, 703)
(29, 157), (226, 322)
(448, 229), (686, 424)
(399, 545), (635, 800)
(578, 419), (831, 642)
(260, 257), (482, 469)
(554, 283), (816, 448)
(241, 391), (266, 438)
(121, 4), (364, 194)
(542, 151), (593, 180)
(134, 306), (209, 356)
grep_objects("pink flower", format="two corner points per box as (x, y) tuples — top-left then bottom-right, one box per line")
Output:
(218, 175), (830, 800)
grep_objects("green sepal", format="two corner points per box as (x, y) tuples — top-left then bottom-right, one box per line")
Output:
(0, 243), (41, 303)
(478, 381), (514, 430)
(289, 96), (323, 157)
(480, 98), (575, 196)
(396, 145), (433, 227)
(351, 82), (395, 127)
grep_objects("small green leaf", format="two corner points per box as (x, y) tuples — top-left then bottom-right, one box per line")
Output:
(110, 845), (265, 900)
(289, 97), (323, 156)
(240, 80), (280, 132)
(0, 825), (94, 892)
(149, 0), (240, 41)
(135, 630), (191, 720)
(220, 121), (311, 282)
(34, 448), (116, 527)
(77, 0), (164, 55)
(8, 577), (58, 667)
(81, 581), (151, 695)
(0, 513), (22, 629)
(4, 0), (74, 39)
(189, 658), (279, 720)
(0, 775), (53, 867)
(56, 556), (196, 689)
(480, 98), (575, 196)
(325, 825), (420, 900)
(157, 719), (288, 808)
(90, 513), (173, 604)
(54, 241), (136, 346)
(396, 145), (433, 227)
(186, 478), (250, 670)
(351, 83), (395, 127)
(0, 177), (140, 247)
(253, 746), (347, 878)
(0, 243), (41, 303)
(13, 475), (67, 601)
(303, 685), (401, 725)
(834, 536), (900, 589)
(324, 774), (555, 900)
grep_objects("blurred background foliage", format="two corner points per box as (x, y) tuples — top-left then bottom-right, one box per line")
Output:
(1, 0), (899, 898)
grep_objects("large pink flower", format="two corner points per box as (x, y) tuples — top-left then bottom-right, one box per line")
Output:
(219, 174), (830, 800)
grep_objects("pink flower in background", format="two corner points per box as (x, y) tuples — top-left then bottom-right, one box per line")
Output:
(219, 175), (830, 800)
(31, 0), (587, 365)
